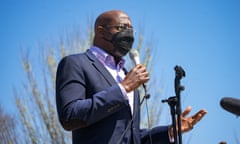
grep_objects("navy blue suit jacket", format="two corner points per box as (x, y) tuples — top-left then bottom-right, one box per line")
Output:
(56, 49), (172, 144)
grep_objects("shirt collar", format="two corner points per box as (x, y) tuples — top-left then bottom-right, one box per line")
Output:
(90, 46), (125, 70)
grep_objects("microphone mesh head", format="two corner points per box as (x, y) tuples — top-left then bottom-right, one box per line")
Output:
(220, 97), (240, 116)
(129, 49), (139, 60)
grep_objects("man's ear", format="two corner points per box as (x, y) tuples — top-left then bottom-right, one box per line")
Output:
(96, 26), (104, 36)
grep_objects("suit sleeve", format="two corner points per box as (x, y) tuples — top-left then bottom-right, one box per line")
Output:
(56, 55), (129, 131)
(140, 126), (173, 144)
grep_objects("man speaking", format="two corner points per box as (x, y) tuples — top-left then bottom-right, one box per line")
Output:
(55, 10), (207, 144)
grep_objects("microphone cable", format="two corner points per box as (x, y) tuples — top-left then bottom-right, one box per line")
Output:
(117, 85), (152, 144)
(142, 84), (153, 144)
(117, 49), (152, 143)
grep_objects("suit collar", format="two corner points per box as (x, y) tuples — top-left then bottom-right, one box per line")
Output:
(86, 49), (117, 86)
(89, 46), (126, 70)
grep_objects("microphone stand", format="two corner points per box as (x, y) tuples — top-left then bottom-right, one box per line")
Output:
(162, 65), (185, 144)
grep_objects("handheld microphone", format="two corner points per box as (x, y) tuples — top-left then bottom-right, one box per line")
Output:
(129, 49), (150, 100)
(128, 49), (152, 143)
(129, 49), (140, 65)
(220, 97), (240, 116)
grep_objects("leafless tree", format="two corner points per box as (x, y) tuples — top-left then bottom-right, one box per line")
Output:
(0, 105), (17, 144)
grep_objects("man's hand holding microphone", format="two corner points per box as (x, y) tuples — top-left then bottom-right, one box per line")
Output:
(120, 49), (149, 93)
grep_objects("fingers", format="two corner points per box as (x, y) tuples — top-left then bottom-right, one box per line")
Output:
(180, 108), (207, 133)
(191, 109), (207, 125)
(132, 64), (150, 82)
(134, 67), (149, 81)
(121, 64), (149, 92)
(132, 64), (149, 81)
(181, 106), (192, 117)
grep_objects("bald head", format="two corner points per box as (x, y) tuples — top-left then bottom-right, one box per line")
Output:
(94, 10), (131, 32)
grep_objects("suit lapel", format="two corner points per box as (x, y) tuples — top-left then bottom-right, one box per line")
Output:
(86, 49), (134, 116)
(133, 90), (140, 117)
(86, 50), (117, 86)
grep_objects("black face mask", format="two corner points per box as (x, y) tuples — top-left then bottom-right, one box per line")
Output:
(104, 29), (134, 58)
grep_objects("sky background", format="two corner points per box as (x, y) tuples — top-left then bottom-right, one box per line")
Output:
(1, 0), (240, 144)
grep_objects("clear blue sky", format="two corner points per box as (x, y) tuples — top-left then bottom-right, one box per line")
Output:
(1, 0), (240, 143)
